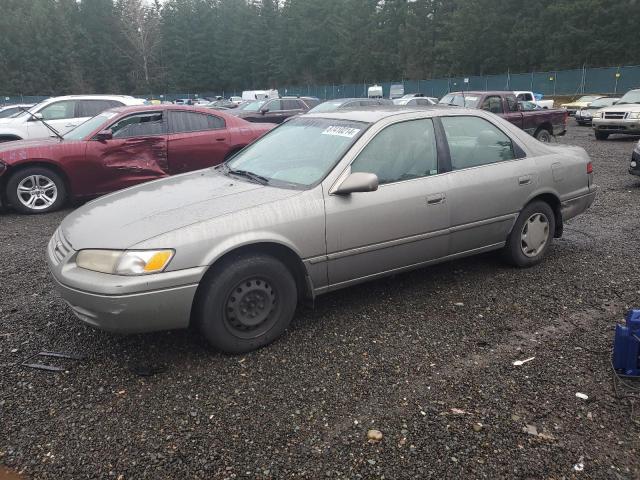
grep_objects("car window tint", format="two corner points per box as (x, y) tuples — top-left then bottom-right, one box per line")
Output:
(302, 98), (320, 108)
(517, 93), (533, 101)
(281, 99), (301, 110)
(110, 111), (165, 138)
(505, 96), (518, 112)
(266, 100), (282, 111)
(76, 100), (122, 118)
(441, 116), (515, 170)
(351, 119), (438, 185)
(481, 96), (503, 114)
(39, 100), (76, 120)
(169, 111), (225, 133)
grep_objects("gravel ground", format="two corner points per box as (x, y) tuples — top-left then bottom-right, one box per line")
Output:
(1, 122), (639, 479)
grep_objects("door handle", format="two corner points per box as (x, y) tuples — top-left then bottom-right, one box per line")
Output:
(518, 175), (532, 185)
(426, 193), (445, 205)
(215, 138), (226, 142)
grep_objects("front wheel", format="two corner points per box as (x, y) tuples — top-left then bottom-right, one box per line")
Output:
(534, 128), (552, 143)
(594, 131), (609, 140)
(195, 253), (298, 354)
(6, 167), (67, 214)
(504, 201), (556, 267)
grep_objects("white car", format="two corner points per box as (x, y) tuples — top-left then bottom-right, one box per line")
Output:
(0, 95), (145, 142)
(514, 91), (554, 109)
(0, 104), (35, 119)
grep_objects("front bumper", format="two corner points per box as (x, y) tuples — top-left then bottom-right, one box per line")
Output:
(561, 187), (598, 222)
(575, 112), (593, 124)
(47, 230), (206, 334)
(630, 149), (640, 176)
(592, 118), (640, 135)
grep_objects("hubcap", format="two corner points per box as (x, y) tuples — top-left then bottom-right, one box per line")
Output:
(225, 278), (276, 334)
(520, 213), (550, 257)
(17, 175), (57, 211)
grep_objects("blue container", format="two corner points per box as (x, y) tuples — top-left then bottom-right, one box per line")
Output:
(612, 309), (640, 376)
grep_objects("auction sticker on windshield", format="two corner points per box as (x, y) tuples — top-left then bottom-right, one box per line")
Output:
(322, 126), (361, 138)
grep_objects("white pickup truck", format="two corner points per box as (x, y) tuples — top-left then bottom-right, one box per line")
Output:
(514, 91), (554, 109)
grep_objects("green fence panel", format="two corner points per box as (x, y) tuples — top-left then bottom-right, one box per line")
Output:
(584, 67), (617, 94)
(486, 74), (509, 90)
(618, 65), (640, 94)
(508, 73), (532, 91)
(553, 68), (583, 95)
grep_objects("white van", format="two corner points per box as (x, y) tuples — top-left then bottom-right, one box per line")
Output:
(241, 89), (280, 101)
(368, 85), (383, 99)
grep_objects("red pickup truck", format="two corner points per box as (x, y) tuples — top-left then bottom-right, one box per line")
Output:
(439, 91), (567, 142)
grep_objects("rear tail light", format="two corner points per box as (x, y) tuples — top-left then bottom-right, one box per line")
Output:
(563, 111), (569, 126)
(587, 161), (593, 174)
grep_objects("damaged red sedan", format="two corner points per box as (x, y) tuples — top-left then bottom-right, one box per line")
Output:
(0, 105), (273, 213)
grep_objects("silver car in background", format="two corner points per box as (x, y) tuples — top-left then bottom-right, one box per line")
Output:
(47, 107), (597, 353)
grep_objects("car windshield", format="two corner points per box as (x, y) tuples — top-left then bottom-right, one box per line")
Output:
(616, 90), (640, 105)
(587, 98), (616, 108)
(238, 100), (267, 111)
(224, 117), (369, 189)
(63, 111), (118, 140)
(393, 99), (411, 105)
(439, 94), (480, 108)
(308, 100), (347, 113)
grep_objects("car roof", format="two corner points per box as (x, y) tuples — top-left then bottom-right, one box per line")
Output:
(105, 104), (235, 115)
(304, 105), (461, 123)
(446, 91), (512, 96)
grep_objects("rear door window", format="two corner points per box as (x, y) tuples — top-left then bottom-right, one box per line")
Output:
(168, 111), (225, 133)
(76, 100), (122, 118)
(281, 99), (303, 110)
(441, 116), (516, 170)
(481, 96), (504, 114)
(110, 111), (165, 138)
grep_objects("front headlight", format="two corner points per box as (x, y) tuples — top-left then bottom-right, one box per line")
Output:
(76, 249), (174, 275)
(593, 111), (603, 119)
(628, 112), (640, 119)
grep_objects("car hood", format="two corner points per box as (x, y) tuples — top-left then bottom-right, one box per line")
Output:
(0, 138), (82, 163)
(597, 104), (640, 113)
(61, 168), (301, 250)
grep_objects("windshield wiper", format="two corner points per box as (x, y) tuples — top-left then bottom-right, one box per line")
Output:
(18, 107), (63, 140)
(224, 165), (269, 185)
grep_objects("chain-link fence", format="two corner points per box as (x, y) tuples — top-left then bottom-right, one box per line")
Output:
(3, 65), (640, 105)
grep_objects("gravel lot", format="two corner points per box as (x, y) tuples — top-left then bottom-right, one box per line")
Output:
(1, 122), (639, 479)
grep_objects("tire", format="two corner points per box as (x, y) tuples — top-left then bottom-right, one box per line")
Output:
(195, 253), (298, 354)
(6, 166), (67, 214)
(504, 201), (556, 268)
(534, 128), (552, 143)
(594, 131), (609, 140)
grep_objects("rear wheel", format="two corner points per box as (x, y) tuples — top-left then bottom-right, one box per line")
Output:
(534, 128), (552, 143)
(504, 201), (555, 267)
(594, 131), (609, 140)
(195, 253), (298, 354)
(6, 166), (67, 214)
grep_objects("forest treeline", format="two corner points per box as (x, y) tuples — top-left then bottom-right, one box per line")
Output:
(1, 0), (639, 96)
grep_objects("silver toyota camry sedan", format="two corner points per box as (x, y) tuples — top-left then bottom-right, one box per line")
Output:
(47, 107), (597, 353)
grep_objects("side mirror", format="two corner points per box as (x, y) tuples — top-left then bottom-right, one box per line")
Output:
(260, 107), (269, 114)
(28, 112), (44, 122)
(333, 172), (379, 195)
(96, 129), (113, 141)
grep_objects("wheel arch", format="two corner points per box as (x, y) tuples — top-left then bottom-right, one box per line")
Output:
(522, 191), (563, 238)
(1, 160), (72, 203)
(190, 241), (313, 327)
(535, 122), (553, 135)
